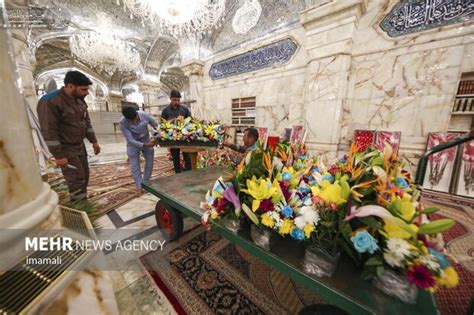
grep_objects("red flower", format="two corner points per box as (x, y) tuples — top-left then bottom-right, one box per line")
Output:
(279, 182), (291, 201)
(259, 199), (275, 212)
(328, 164), (339, 176)
(212, 198), (229, 214)
(407, 264), (436, 289)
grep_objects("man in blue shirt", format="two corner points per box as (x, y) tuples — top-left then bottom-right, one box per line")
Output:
(120, 107), (158, 194)
(161, 90), (192, 173)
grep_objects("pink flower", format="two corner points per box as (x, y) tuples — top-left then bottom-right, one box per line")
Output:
(344, 205), (393, 221)
(407, 264), (436, 289)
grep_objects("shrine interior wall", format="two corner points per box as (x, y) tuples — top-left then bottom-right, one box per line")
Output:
(201, 27), (308, 137)
(201, 0), (474, 168)
(341, 0), (474, 167)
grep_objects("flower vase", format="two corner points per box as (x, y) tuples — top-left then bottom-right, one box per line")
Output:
(220, 217), (240, 233)
(250, 225), (271, 250)
(372, 269), (418, 304)
(303, 245), (340, 278)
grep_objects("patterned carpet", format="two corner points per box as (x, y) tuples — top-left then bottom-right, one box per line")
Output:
(139, 191), (474, 315)
(140, 226), (326, 315)
(48, 154), (174, 214)
(422, 191), (474, 315)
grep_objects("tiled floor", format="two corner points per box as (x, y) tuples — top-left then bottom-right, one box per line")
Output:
(93, 192), (199, 314)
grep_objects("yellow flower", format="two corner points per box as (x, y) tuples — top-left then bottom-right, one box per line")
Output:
(438, 267), (459, 288)
(241, 176), (279, 212)
(261, 213), (275, 228)
(383, 220), (412, 239)
(304, 224), (315, 238)
(315, 180), (347, 206)
(279, 219), (293, 235)
(399, 199), (416, 222)
(211, 212), (218, 220)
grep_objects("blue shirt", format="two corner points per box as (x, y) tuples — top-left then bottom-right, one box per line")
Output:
(119, 111), (158, 149)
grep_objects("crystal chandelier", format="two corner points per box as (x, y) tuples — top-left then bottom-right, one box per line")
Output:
(232, 0), (262, 34)
(118, 0), (226, 39)
(70, 31), (141, 75)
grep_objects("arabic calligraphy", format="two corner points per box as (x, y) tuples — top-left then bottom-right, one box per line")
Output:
(380, 0), (474, 37)
(209, 38), (297, 80)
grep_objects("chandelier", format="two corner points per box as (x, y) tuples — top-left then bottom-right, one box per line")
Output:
(232, 0), (262, 34)
(70, 31), (141, 75)
(118, 0), (226, 39)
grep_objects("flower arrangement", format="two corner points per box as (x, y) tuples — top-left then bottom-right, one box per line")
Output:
(200, 138), (460, 298)
(201, 140), (321, 242)
(197, 149), (234, 168)
(339, 143), (459, 293)
(155, 117), (224, 146)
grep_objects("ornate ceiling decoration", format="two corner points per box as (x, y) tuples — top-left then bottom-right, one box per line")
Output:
(208, 0), (302, 54)
(69, 12), (142, 75)
(160, 67), (188, 92)
(232, 0), (262, 34)
(8, 0), (313, 93)
(118, 0), (226, 39)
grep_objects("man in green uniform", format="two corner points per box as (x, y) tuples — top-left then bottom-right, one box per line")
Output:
(37, 71), (101, 201)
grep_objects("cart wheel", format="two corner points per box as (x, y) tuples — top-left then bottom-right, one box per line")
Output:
(155, 200), (183, 241)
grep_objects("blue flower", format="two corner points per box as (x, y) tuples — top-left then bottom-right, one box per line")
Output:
(312, 167), (320, 173)
(351, 230), (378, 254)
(429, 248), (450, 269)
(282, 172), (292, 181)
(299, 186), (310, 194)
(396, 177), (409, 189)
(281, 205), (293, 218)
(322, 175), (334, 184)
(291, 228), (304, 240)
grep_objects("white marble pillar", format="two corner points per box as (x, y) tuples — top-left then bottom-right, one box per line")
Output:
(107, 92), (123, 112)
(300, 0), (367, 158)
(181, 59), (204, 119)
(0, 10), (59, 239)
(10, 30), (37, 112)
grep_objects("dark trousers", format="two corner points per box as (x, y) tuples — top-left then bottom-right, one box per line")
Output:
(61, 144), (89, 201)
(170, 148), (191, 173)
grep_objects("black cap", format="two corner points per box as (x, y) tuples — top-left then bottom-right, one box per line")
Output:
(170, 90), (181, 98)
(64, 71), (92, 86)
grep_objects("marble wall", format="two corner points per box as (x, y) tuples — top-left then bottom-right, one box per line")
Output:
(202, 27), (308, 136)
(200, 0), (473, 166)
(342, 0), (474, 165)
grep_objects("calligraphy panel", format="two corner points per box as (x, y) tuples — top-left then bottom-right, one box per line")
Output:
(209, 38), (298, 80)
(380, 0), (474, 37)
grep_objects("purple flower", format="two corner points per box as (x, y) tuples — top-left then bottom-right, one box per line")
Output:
(223, 185), (241, 216)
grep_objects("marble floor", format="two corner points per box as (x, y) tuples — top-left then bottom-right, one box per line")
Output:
(42, 191), (198, 314)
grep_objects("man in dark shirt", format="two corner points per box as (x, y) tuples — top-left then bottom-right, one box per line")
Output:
(37, 71), (101, 201)
(161, 90), (192, 173)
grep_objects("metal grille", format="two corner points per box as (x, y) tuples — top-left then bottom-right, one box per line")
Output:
(0, 236), (88, 314)
(60, 206), (98, 240)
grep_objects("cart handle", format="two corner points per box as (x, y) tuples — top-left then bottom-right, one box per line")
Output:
(414, 132), (474, 186)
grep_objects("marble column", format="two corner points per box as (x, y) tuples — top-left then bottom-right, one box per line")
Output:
(107, 92), (123, 112)
(181, 59), (204, 119)
(137, 80), (162, 116)
(300, 0), (367, 158)
(0, 11), (60, 243)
